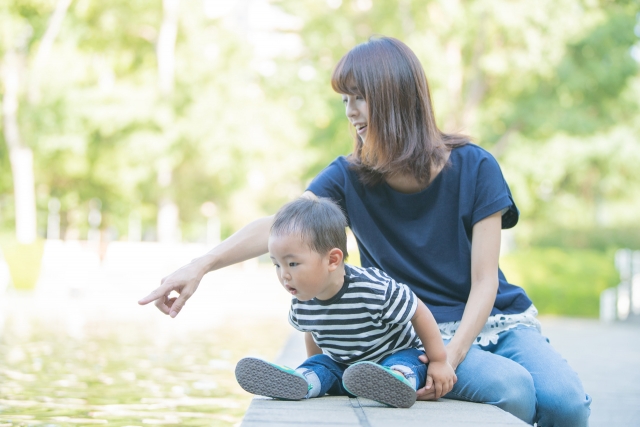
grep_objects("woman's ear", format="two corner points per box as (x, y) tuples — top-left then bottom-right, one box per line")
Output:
(327, 248), (344, 271)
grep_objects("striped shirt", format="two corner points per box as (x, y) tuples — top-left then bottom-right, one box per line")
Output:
(288, 264), (424, 364)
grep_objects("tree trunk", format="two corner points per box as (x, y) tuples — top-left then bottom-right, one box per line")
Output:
(28, 0), (73, 103)
(444, 39), (463, 132)
(2, 50), (37, 244)
(156, 0), (181, 242)
(157, 0), (180, 96)
(460, 13), (487, 132)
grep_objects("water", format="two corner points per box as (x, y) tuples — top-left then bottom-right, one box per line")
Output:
(0, 249), (292, 427)
(0, 305), (289, 426)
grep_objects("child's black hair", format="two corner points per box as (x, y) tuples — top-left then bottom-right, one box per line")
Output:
(271, 197), (349, 259)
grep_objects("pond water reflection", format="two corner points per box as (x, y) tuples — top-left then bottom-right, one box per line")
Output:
(0, 258), (291, 427)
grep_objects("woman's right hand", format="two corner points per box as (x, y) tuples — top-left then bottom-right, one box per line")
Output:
(138, 257), (209, 318)
(137, 214), (277, 317)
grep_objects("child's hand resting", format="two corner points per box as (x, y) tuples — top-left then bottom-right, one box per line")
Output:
(419, 360), (457, 399)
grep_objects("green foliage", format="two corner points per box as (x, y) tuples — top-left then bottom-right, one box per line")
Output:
(500, 248), (619, 317)
(529, 227), (640, 251)
(0, 236), (45, 290)
(0, 0), (638, 245)
(501, 127), (640, 230)
(508, 8), (639, 139)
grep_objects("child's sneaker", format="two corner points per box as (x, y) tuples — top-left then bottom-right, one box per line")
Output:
(235, 357), (310, 400)
(342, 361), (416, 408)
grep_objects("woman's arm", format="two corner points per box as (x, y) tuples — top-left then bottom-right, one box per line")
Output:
(417, 210), (501, 401)
(138, 215), (275, 317)
(138, 191), (319, 318)
(446, 210), (502, 369)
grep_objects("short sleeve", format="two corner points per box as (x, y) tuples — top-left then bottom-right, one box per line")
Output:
(471, 154), (519, 229)
(306, 157), (349, 223)
(288, 305), (304, 332)
(380, 279), (418, 325)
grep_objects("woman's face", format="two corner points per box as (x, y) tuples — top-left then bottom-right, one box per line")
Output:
(342, 94), (368, 141)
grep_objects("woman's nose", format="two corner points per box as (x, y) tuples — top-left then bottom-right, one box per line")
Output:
(346, 100), (357, 118)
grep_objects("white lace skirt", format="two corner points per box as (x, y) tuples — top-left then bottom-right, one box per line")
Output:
(438, 304), (541, 346)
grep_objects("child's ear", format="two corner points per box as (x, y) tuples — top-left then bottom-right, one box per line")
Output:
(327, 248), (344, 271)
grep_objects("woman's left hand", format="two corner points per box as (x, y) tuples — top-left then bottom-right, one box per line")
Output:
(443, 341), (468, 371)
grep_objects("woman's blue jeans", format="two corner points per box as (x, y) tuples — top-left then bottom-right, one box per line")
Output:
(296, 348), (427, 398)
(446, 325), (591, 426)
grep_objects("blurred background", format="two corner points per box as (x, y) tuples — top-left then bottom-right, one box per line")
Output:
(0, 0), (639, 425)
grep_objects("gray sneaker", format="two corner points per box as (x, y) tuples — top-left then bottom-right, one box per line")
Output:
(235, 357), (310, 400)
(343, 361), (416, 408)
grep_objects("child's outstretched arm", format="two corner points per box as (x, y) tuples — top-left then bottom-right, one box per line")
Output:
(411, 300), (457, 399)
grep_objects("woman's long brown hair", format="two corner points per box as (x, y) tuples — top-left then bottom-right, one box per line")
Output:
(332, 36), (468, 186)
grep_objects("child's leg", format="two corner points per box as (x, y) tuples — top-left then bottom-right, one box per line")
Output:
(295, 354), (351, 398)
(378, 348), (427, 390)
(342, 349), (425, 408)
(235, 355), (350, 400)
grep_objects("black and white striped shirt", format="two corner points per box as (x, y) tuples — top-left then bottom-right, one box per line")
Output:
(288, 264), (424, 364)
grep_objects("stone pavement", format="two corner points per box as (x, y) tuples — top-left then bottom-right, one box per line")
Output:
(241, 396), (528, 427)
(240, 317), (640, 427)
(540, 316), (640, 427)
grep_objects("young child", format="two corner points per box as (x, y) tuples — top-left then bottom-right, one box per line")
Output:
(235, 197), (456, 408)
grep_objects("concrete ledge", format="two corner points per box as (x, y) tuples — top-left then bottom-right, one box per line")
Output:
(241, 396), (528, 427)
(241, 331), (527, 427)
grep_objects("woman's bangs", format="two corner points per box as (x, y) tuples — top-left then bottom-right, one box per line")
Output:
(331, 54), (363, 96)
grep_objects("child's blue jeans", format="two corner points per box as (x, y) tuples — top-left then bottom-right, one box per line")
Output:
(295, 348), (427, 398)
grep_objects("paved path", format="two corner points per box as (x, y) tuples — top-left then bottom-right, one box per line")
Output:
(540, 316), (640, 427)
(241, 317), (640, 427)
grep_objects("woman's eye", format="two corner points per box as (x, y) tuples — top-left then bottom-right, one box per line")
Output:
(289, 262), (298, 267)
(273, 264), (280, 268)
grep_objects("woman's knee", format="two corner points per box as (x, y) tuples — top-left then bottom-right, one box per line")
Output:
(491, 370), (536, 425)
(450, 365), (536, 424)
(536, 388), (591, 427)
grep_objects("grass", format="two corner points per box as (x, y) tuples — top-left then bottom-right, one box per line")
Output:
(500, 247), (619, 317)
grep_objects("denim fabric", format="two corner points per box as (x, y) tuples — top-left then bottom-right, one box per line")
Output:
(296, 348), (427, 398)
(445, 325), (591, 426)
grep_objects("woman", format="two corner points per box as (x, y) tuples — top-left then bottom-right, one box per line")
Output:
(139, 36), (590, 426)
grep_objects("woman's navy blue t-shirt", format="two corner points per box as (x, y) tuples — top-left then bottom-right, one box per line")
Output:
(307, 144), (532, 323)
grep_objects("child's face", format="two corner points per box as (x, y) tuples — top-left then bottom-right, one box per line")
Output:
(268, 233), (340, 301)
